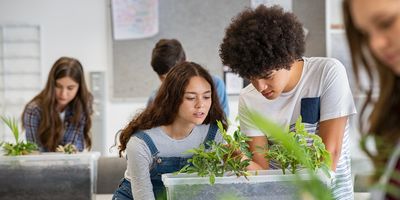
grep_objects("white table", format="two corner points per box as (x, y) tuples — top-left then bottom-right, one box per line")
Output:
(95, 193), (370, 200)
(96, 194), (113, 200)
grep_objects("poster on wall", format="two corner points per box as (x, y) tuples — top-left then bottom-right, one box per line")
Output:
(111, 0), (159, 40)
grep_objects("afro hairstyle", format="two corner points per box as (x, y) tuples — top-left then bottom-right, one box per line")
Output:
(219, 5), (305, 79)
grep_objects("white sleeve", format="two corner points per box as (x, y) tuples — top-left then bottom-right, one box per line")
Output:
(126, 137), (155, 200)
(320, 59), (357, 121)
(238, 94), (264, 137)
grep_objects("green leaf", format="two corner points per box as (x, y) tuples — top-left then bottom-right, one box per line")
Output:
(1, 115), (38, 156)
(178, 121), (251, 184)
(209, 173), (215, 185)
(1, 116), (20, 143)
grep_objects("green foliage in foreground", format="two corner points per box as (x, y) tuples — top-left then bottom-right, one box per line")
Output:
(177, 112), (335, 200)
(178, 121), (252, 184)
(249, 111), (334, 200)
(0, 116), (38, 156)
(265, 116), (332, 175)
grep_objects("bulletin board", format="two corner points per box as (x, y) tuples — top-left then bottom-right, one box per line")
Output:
(111, 0), (326, 99)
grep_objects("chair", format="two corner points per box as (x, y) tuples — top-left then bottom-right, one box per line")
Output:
(97, 156), (126, 194)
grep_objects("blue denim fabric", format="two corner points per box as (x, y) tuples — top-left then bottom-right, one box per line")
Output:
(300, 97), (321, 124)
(212, 75), (230, 117)
(112, 123), (218, 200)
(112, 179), (132, 200)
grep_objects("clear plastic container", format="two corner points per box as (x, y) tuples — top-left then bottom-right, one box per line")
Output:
(162, 169), (332, 200)
(0, 152), (100, 200)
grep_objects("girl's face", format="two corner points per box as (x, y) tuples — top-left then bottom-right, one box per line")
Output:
(350, 0), (400, 75)
(250, 68), (291, 100)
(55, 76), (79, 111)
(176, 76), (212, 126)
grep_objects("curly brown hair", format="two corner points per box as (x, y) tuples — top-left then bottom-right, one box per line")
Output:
(219, 5), (305, 79)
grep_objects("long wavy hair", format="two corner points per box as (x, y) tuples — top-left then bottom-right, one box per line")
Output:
(343, 0), (400, 177)
(118, 61), (228, 157)
(22, 57), (93, 151)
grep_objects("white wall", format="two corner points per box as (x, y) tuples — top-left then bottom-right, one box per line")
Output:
(0, 0), (144, 156)
(329, 0), (344, 25)
(0, 0), (109, 74)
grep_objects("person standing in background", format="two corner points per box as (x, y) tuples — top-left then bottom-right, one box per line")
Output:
(22, 57), (93, 152)
(343, 0), (400, 199)
(148, 38), (229, 117)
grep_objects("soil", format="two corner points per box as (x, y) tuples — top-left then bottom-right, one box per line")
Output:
(0, 164), (92, 200)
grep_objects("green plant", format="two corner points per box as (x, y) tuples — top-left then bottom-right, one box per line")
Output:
(56, 143), (78, 154)
(249, 111), (334, 200)
(178, 121), (252, 184)
(0, 116), (38, 156)
(265, 116), (332, 174)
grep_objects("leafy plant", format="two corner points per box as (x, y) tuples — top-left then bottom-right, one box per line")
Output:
(0, 116), (38, 156)
(174, 113), (334, 199)
(249, 111), (334, 200)
(265, 116), (331, 174)
(56, 143), (78, 154)
(178, 121), (252, 184)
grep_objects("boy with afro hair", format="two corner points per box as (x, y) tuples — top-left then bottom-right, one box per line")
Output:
(219, 5), (356, 200)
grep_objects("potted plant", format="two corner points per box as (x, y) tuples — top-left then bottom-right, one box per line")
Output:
(265, 116), (332, 175)
(162, 115), (333, 200)
(249, 112), (334, 200)
(56, 143), (78, 154)
(0, 116), (38, 155)
(177, 121), (252, 184)
(0, 116), (100, 200)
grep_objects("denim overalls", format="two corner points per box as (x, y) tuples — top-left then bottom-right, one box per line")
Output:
(112, 123), (218, 200)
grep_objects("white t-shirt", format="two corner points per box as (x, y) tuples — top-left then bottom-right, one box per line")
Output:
(239, 57), (356, 200)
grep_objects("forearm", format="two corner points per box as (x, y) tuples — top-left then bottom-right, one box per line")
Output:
(318, 117), (347, 172)
(242, 153), (267, 170)
(245, 136), (269, 170)
(247, 160), (267, 170)
(326, 144), (342, 171)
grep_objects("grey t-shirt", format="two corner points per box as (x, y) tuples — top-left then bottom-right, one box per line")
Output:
(124, 124), (223, 200)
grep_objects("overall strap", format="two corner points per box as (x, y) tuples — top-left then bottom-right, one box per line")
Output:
(203, 123), (218, 149)
(134, 131), (159, 157)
